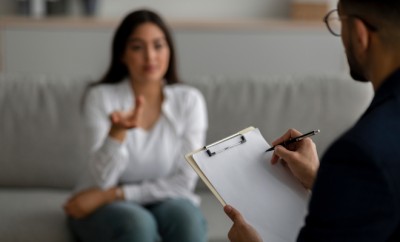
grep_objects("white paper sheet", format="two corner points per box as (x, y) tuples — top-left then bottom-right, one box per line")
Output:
(192, 128), (309, 242)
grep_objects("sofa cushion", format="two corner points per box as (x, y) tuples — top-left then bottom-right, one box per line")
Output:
(0, 188), (73, 242)
(0, 74), (90, 189)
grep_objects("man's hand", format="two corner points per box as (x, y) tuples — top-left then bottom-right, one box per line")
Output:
(224, 205), (263, 242)
(270, 128), (320, 189)
(63, 187), (119, 219)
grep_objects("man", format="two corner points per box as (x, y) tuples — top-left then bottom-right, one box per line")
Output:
(224, 0), (400, 241)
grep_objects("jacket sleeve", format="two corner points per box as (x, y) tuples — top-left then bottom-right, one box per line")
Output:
(297, 139), (398, 242)
(122, 88), (208, 204)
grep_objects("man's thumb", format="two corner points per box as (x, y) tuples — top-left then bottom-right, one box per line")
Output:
(224, 205), (244, 223)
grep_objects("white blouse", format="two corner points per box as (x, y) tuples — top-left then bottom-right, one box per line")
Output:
(77, 79), (208, 205)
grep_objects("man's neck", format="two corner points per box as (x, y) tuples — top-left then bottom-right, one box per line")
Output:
(368, 50), (400, 91)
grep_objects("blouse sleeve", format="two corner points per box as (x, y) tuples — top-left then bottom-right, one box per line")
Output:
(122, 87), (208, 204)
(75, 87), (129, 191)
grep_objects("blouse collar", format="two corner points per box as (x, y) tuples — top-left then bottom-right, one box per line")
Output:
(362, 68), (400, 117)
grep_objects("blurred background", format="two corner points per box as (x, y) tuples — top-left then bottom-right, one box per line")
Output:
(1, 0), (338, 19)
(0, 0), (343, 81)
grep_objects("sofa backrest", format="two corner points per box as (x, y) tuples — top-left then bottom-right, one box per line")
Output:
(0, 74), (90, 189)
(189, 74), (373, 158)
(0, 74), (374, 189)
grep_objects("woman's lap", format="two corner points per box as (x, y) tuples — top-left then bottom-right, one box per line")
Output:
(68, 198), (207, 242)
(147, 198), (207, 242)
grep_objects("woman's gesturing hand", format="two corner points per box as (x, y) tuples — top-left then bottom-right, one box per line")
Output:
(109, 96), (144, 141)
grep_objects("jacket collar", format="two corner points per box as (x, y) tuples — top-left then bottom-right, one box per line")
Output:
(363, 68), (400, 116)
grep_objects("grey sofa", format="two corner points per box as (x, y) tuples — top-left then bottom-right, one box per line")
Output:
(0, 73), (373, 242)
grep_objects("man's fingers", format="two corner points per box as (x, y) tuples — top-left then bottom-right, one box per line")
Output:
(224, 205), (245, 224)
(271, 129), (292, 146)
(274, 145), (296, 164)
(270, 153), (280, 164)
(271, 128), (302, 146)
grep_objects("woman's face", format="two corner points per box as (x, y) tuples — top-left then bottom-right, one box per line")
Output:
(122, 22), (170, 84)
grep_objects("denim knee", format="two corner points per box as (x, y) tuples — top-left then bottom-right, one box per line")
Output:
(149, 198), (207, 242)
(69, 201), (159, 242)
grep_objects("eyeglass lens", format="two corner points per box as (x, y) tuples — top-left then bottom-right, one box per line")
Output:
(325, 10), (342, 36)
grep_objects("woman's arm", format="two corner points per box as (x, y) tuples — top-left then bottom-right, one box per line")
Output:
(64, 186), (124, 219)
(77, 89), (145, 191)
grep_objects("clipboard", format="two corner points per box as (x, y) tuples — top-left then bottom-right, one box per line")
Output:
(185, 127), (310, 242)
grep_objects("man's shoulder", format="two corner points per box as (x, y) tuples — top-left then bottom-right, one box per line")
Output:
(323, 102), (400, 166)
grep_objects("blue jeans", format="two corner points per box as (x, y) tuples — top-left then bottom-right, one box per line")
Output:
(68, 198), (207, 242)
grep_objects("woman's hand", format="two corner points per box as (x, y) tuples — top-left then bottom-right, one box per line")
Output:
(270, 128), (320, 189)
(109, 96), (144, 141)
(63, 187), (121, 219)
(224, 205), (263, 242)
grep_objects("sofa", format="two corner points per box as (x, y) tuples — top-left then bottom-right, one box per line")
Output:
(0, 73), (373, 242)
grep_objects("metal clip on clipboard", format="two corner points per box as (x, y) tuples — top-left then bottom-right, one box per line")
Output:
(205, 133), (247, 157)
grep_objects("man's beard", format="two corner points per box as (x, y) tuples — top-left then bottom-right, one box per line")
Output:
(347, 43), (369, 82)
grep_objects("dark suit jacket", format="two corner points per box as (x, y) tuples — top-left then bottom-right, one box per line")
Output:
(297, 69), (400, 241)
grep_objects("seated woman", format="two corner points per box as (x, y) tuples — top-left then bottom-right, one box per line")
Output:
(64, 9), (208, 242)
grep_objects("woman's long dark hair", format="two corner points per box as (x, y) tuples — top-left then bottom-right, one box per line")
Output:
(81, 9), (180, 111)
(99, 9), (180, 85)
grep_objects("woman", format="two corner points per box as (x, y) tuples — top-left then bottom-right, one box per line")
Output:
(64, 9), (208, 242)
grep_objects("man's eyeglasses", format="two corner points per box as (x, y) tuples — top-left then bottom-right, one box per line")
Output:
(323, 9), (378, 37)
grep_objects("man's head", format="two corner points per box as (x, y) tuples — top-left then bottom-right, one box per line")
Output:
(337, 0), (400, 84)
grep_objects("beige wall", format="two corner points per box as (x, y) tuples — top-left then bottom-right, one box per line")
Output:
(1, 0), (293, 19)
(0, 19), (346, 79)
(0, 0), (14, 16)
(96, 0), (292, 19)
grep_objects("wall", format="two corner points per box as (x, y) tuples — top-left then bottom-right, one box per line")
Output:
(1, 0), (293, 19)
(0, 0), (344, 80)
(0, 20), (346, 80)
(0, 1), (14, 16)
(2, 0), (340, 19)
(96, 0), (292, 19)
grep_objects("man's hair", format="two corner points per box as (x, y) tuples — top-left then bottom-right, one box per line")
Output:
(341, 0), (400, 44)
(341, 0), (400, 28)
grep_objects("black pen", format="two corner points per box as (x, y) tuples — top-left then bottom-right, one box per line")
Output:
(266, 130), (320, 152)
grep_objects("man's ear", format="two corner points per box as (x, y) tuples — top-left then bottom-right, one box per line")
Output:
(353, 18), (370, 51)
